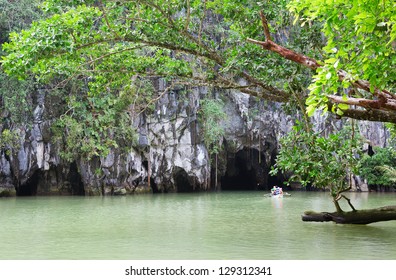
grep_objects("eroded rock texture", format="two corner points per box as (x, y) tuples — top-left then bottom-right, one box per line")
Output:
(0, 84), (388, 196)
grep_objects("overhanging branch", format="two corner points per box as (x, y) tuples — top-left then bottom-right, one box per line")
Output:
(247, 37), (320, 70)
(247, 11), (396, 123)
(339, 107), (396, 123)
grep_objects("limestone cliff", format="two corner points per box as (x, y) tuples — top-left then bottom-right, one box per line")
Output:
(0, 84), (388, 196)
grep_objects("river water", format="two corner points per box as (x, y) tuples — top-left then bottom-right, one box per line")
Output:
(1, 191), (395, 259)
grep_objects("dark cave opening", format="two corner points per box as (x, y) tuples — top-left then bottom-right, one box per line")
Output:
(221, 148), (261, 191)
(68, 162), (85, 195)
(220, 147), (283, 191)
(149, 177), (159, 193)
(173, 167), (194, 192)
(267, 173), (284, 191)
(18, 171), (40, 196)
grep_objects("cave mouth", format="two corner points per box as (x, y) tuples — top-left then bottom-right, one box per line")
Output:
(18, 171), (40, 196)
(68, 162), (85, 195)
(173, 167), (195, 192)
(220, 147), (279, 191)
(149, 177), (159, 193)
(267, 173), (284, 191)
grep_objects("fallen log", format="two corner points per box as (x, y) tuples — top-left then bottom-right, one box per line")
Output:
(302, 206), (396, 224)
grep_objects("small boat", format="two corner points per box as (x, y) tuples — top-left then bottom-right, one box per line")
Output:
(265, 186), (286, 198)
(264, 192), (291, 198)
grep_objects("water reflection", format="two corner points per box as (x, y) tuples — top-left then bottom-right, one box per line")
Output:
(270, 197), (283, 209)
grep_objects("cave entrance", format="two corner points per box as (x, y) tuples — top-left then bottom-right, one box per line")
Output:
(173, 167), (195, 192)
(221, 148), (268, 191)
(68, 162), (85, 195)
(267, 173), (284, 191)
(17, 170), (40, 196)
(149, 177), (159, 193)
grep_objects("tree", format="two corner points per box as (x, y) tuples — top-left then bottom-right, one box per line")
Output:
(270, 120), (396, 224)
(0, 0), (313, 105)
(271, 121), (363, 213)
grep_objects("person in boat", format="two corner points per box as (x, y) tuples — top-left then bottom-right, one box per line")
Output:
(271, 185), (283, 196)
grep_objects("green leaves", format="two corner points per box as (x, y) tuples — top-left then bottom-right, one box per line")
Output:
(0, 129), (21, 155)
(289, 0), (396, 116)
(2, 5), (102, 81)
(198, 97), (227, 155)
(271, 122), (363, 191)
(359, 147), (396, 188)
(52, 90), (138, 162)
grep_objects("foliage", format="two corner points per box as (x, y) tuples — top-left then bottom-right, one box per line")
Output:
(359, 147), (396, 188)
(375, 166), (396, 185)
(0, 0), (42, 48)
(0, 128), (21, 155)
(1, 0), (321, 100)
(385, 123), (396, 139)
(198, 97), (227, 155)
(1, 0), (395, 126)
(289, 0), (396, 116)
(271, 121), (363, 197)
(0, 73), (36, 123)
(51, 87), (139, 162)
(0, 0), (43, 124)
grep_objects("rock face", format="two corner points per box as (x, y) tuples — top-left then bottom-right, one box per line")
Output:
(0, 85), (389, 196)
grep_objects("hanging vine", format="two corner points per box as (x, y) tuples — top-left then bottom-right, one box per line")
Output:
(198, 96), (227, 188)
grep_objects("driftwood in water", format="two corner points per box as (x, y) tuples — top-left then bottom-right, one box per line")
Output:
(302, 206), (396, 224)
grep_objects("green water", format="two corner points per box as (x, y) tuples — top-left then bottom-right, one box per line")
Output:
(1, 191), (395, 259)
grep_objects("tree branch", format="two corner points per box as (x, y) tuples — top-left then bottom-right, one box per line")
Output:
(259, 11), (272, 41)
(338, 107), (396, 123)
(302, 206), (396, 224)
(327, 95), (396, 111)
(247, 11), (396, 122)
(247, 37), (320, 70)
(184, 0), (191, 31)
(341, 194), (356, 212)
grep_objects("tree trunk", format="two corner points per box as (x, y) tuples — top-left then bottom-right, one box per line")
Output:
(302, 206), (396, 224)
(333, 198), (343, 213)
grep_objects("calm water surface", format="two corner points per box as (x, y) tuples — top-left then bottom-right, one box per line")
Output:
(1, 191), (395, 259)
